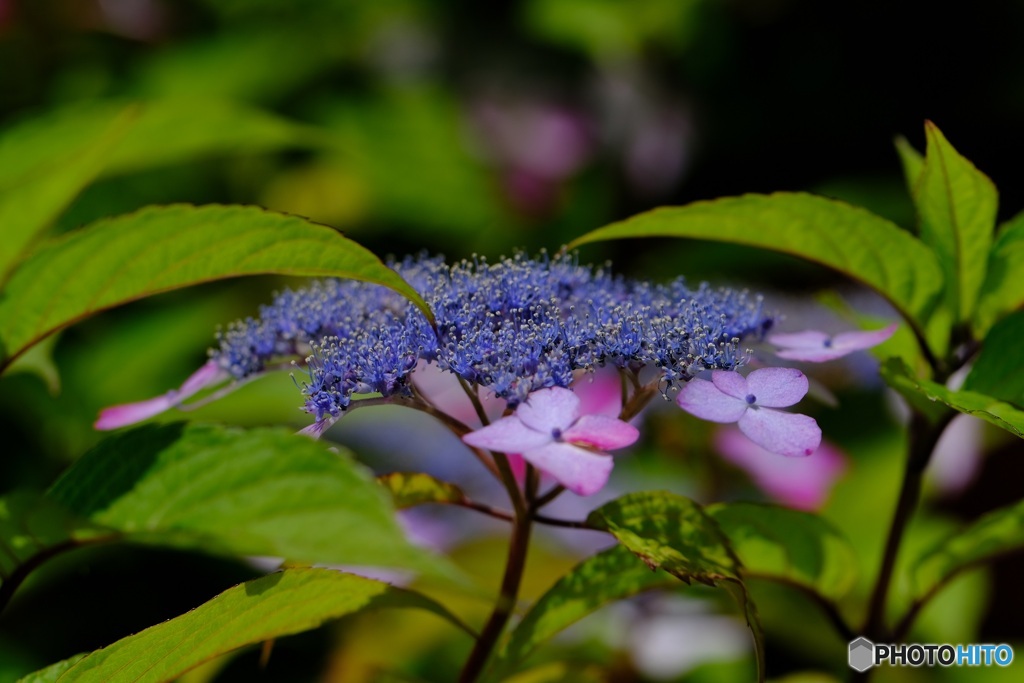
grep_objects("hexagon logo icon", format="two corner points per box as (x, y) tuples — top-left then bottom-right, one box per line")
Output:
(849, 637), (875, 672)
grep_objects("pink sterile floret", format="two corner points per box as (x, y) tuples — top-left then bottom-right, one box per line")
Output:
(676, 367), (821, 457)
(768, 323), (898, 362)
(95, 360), (227, 430)
(461, 386), (639, 496)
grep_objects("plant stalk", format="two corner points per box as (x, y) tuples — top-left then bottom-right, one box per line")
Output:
(853, 409), (955, 680)
(457, 503), (533, 683)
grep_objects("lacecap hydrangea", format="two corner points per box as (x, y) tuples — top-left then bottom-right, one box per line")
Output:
(210, 252), (773, 428)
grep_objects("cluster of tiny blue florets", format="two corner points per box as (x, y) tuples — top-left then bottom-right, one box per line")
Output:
(212, 253), (773, 421)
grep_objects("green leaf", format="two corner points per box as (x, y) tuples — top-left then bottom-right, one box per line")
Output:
(974, 211), (1024, 336)
(0, 204), (432, 369)
(913, 122), (998, 323)
(963, 310), (1024, 405)
(894, 135), (924, 200)
(488, 545), (676, 680)
(32, 568), (462, 683)
(568, 192), (944, 331)
(881, 358), (1024, 438)
(585, 491), (764, 680)
(378, 472), (469, 509)
(48, 423), (440, 572)
(0, 100), (326, 283)
(16, 655), (87, 683)
(586, 492), (740, 583)
(705, 502), (858, 602)
(910, 499), (1024, 606)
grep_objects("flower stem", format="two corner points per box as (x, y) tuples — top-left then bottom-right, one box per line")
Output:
(458, 497), (534, 683)
(854, 408), (955, 679)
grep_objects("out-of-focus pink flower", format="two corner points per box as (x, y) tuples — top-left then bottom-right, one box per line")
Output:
(927, 414), (984, 495)
(768, 323), (898, 362)
(471, 100), (593, 215)
(715, 428), (847, 510)
(676, 368), (821, 457)
(474, 102), (591, 181)
(462, 387), (638, 496)
(95, 361), (227, 430)
(98, 0), (165, 41)
(0, 0), (14, 29)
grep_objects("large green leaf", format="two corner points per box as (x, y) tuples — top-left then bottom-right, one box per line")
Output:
(962, 311), (1024, 405)
(0, 204), (432, 369)
(909, 499), (1024, 607)
(0, 100), (326, 283)
(705, 502), (858, 602)
(47, 423), (440, 572)
(568, 193), (944, 329)
(25, 568), (462, 683)
(913, 122), (998, 323)
(487, 545), (676, 680)
(585, 491), (764, 680)
(881, 359), (1024, 438)
(974, 211), (1024, 336)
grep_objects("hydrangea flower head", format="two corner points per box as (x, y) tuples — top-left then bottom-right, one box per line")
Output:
(215, 253), (772, 426)
(462, 387), (639, 495)
(768, 323), (898, 362)
(96, 253), (775, 433)
(676, 368), (821, 457)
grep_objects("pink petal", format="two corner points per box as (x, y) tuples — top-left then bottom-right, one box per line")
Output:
(715, 428), (847, 510)
(563, 415), (639, 450)
(178, 360), (229, 399)
(575, 369), (623, 417)
(711, 371), (748, 400)
(767, 330), (831, 348)
(737, 408), (821, 457)
(95, 361), (229, 430)
(94, 395), (175, 430)
(774, 347), (853, 362)
(462, 415), (552, 453)
(770, 324), (898, 362)
(832, 323), (899, 353)
(745, 367), (808, 408)
(676, 378), (748, 423)
(412, 361), (506, 425)
(507, 453), (528, 483)
(515, 387), (580, 433)
(520, 442), (614, 496)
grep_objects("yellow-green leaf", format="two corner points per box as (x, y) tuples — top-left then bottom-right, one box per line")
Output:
(914, 122), (998, 323)
(34, 568), (460, 683)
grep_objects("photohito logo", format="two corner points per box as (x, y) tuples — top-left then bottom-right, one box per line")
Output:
(848, 638), (1014, 671)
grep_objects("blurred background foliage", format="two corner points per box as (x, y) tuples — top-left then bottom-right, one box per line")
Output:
(1, 1), (1022, 681)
